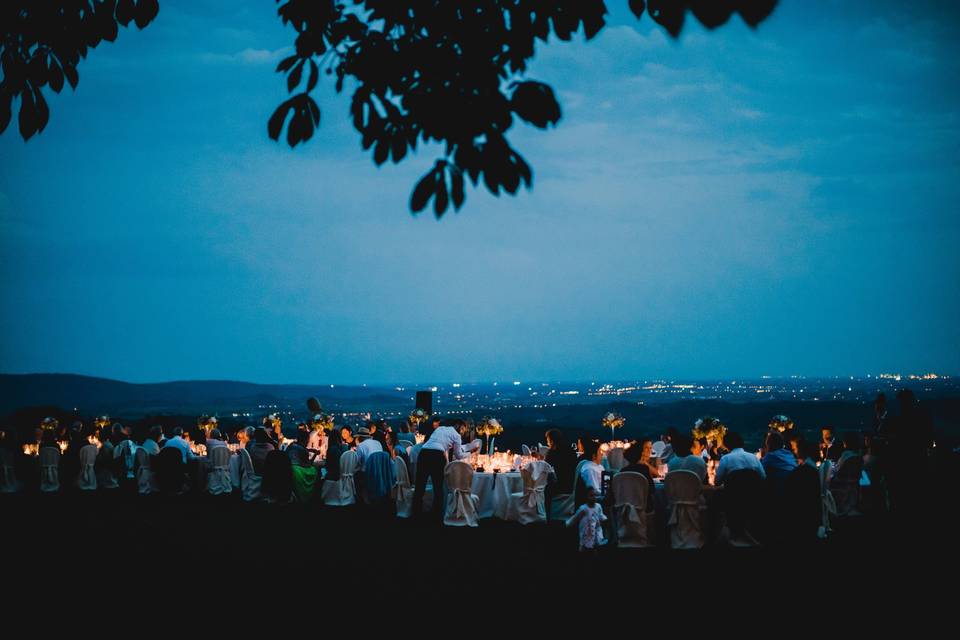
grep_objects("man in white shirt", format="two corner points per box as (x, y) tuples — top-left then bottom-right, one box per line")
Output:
(162, 427), (196, 464)
(354, 426), (383, 471)
(413, 419), (481, 520)
(715, 431), (765, 485)
(141, 426), (162, 456)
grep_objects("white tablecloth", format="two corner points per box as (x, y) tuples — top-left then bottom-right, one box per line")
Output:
(471, 472), (523, 519)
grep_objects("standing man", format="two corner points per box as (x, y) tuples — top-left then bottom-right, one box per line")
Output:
(413, 419), (481, 521)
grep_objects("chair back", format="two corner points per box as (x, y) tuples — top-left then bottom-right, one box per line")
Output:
(664, 470), (705, 549)
(521, 444), (531, 456)
(155, 446), (185, 496)
(365, 450), (397, 503)
(651, 441), (666, 457)
(394, 456), (413, 518)
(606, 447), (626, 471)
(77, 444), (98, 490)
(134, 447), (157, 495)
(39, 446), (60, 493)
(0, 448), (19, 493)
(207, 445), (233, 496)
(610, 471), (651, 547)
(443, 460), (479, 527)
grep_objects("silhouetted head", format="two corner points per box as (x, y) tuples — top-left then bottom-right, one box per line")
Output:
(209, 428), (222, 441)
(583, 440), (600, 464)
(896, 389), (917, 411)
(253, 428), (271, 444)
(765, 430), (784, 452)
(723, 431), (744, 451)
(545, 428), (564, 450)
(624, 443), (643, 464)
(842, 431), (861, 451)
(821, 426), (834, 443)
(672, 434), (692, 457)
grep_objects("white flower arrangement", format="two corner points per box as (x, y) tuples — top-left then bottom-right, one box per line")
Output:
(693, 416), (727, 443)
(768, 415), (794, 432)
(476, 417), (503, 437)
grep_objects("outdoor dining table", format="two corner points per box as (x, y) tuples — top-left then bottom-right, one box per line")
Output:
(470, 470), (523, 519)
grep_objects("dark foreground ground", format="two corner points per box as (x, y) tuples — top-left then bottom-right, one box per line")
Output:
(3, 491), (955, 611)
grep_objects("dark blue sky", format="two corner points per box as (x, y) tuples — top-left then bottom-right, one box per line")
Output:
(2, 1), (958, 384)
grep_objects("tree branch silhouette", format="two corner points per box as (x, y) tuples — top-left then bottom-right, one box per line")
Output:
(1, 0), (160, 141)
(269, 1), (777, 217)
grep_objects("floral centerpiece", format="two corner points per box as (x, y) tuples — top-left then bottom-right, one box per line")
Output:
(476, 417), (503, 455)
(93, 415), (111, 436)
(197, 415), (218, 436)
(408, 408), (429, 429)
(768, 415), (794, 433)
(311, 413), (335, 432)
(602, 412), (625, 442)
(692, 416), (727, 448)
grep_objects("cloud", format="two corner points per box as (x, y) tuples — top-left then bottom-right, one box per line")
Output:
(198, 46), (292, 66)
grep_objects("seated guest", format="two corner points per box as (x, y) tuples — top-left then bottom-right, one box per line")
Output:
(397, 421), (417, 444)
(161, 427), (194, 464)
(636, 437), (659, 472)
(285, 430), (311, 467)
(354, 426), (383, 472)
(667, 434), (707, 483)
(237, 426), (254, 451)
(820, 426), (842, 462)
(691, 436), (710, 462)
(783, 440), (822, 543)
(340, 426), (354, 448)
(782, 429), (801, 458)
(715, 431), (765, 485)
(574, 440), (605, 507)
(660, 427), (680, 464)
(620, 442), (655, 511)
(206, 428), (227, 450)
(385, 431), (409, 465)
(142, 426), (163, 456)
(544, 428), (578, 495)
(762, 431), (796, 477)
(306, 422), (326, 464)
(324, 428), (346, 482)
(249, 427), (276, 475)
(762, 431), (796, 500)
(833, 431), (863, 477)
(288, 431), (317, 503)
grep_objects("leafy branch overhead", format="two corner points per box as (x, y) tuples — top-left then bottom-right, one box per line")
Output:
(269, 1), (778, 217)
(1, 0), (160, 141)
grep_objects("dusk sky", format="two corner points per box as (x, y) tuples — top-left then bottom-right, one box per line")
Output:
(2, 1), (958, 385)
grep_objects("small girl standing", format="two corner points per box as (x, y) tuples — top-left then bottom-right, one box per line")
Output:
(566, 487), (608, 551)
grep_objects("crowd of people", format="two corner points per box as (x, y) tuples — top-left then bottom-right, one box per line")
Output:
(0, 389), (954, 550)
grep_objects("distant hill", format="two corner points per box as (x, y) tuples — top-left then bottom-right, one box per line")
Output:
(0, 373), (399, 416)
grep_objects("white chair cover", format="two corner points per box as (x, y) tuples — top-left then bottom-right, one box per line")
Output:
(114, 440), (137, 479)
(393, 457), (413, 518)
(77, 444), (98, 491)
(507, 460), (554, 524)
(39, 447), (60, 493)
(550, 459), (588, 521)
(818, 459), (836, 538)
(96, 446), (119, 490)
(321, 449), (357, 506)
(611, 471), (653, 547)
(830, 454), (863, 517)
(651, 441), (666, 457)
(521, 444), (532, 456)
(443, 460), (480, 527)
(606, 447), (626, 471)
(134, 447), (157, 495)
(207, 446), (232, 496)
(664, 470), (705, 549)
(0, 448), (19, 493)
(237, 448), (262, 502)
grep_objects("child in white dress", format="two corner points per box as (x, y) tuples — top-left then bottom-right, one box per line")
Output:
(565, 488), (608, 551)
